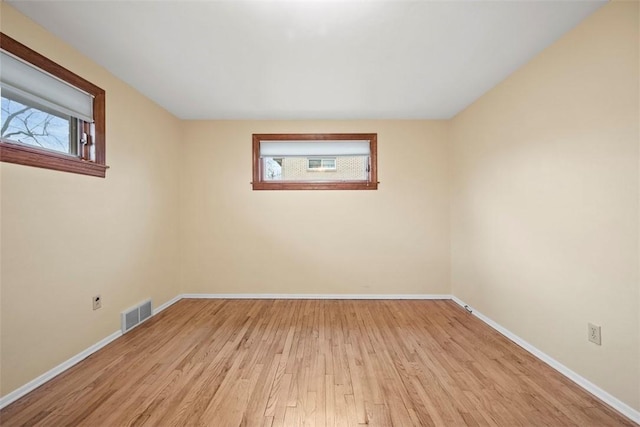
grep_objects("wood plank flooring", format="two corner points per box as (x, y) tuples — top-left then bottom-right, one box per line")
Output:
(0, 299), (636, 426)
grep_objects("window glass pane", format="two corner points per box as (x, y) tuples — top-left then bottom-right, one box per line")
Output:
(253, 133), (377, 190)
(1, 95), (74, 154)
(266, 155), (368, 182)
(264, 157), (283, 181)
(322, 159), (336, 169)
(308, 159), (322, 169)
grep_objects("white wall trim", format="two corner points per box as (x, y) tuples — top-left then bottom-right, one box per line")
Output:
(0, 294), (184, 410)
(450, 296), (640, 424)
(181, 293), (452, 300)
(153, 294), (182, 315)
(0, 330), (122, 410)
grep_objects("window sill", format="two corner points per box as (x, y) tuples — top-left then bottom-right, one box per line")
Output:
(252, 181), (378, 191)
(0, 141), (108, 178)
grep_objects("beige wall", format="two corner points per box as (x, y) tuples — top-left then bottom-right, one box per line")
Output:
(180, 120), (450, 295)
(450, 1), (639, 411)
(0, 4), (183, 395)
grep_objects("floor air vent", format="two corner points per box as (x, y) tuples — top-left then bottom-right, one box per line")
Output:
(121, 299), (153, 334)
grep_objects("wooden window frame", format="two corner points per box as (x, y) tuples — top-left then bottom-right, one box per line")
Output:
(252, 133), (378, 191)
(0, 33), (108, 178)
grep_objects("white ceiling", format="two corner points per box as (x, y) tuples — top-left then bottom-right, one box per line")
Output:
(9, 0), (605, 120)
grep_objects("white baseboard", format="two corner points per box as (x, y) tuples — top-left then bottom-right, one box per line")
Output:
(450, 296), (640, 424)
(0, 330), (122, 410)
(0, 294), (183, 411)
(153, 294), (182, 315)
(181, 293), (452, 300)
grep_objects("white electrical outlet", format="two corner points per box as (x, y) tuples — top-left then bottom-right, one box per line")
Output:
(93, 295), (102, 310)
(588, 323), (601, 345)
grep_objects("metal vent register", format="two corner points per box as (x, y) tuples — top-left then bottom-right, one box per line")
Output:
(121, 299), (152, 333)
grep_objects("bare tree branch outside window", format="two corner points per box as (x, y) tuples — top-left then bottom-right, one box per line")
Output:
(1, 97), (71, 153)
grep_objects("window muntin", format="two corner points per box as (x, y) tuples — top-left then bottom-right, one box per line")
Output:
(252, 133), (378, 190)
(0, 33), (107, 177)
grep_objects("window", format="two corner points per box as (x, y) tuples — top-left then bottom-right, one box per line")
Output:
(0, 33), (107, 177)
(307, 158), (336, 171)
(252, 133), (378, 190)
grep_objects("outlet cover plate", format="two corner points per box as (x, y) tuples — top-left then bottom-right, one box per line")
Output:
(588, 323), (601, 345)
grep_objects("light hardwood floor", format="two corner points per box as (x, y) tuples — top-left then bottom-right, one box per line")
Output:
(0, 299), (636, 426)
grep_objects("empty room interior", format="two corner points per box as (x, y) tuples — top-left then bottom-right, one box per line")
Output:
(0, 0), (639, 426)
